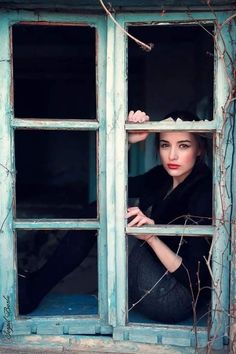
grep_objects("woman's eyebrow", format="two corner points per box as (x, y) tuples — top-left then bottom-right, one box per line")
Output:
(177, 140), (191, 143)
(159, 139), (191, 143)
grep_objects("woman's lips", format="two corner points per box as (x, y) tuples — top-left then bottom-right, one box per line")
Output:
(167, 164), (180, 169)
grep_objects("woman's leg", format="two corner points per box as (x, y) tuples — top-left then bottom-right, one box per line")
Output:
(18, 202), (97, 314)
(128, 241), (193, 323)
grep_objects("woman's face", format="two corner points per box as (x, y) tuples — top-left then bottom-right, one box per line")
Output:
(159, 131), (201, 188)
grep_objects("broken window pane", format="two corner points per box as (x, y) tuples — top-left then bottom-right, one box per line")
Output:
(17, 230), (98, 316)
(127, 236), (211, 326)
(13, 25), (96, 119)
(128, 25), (214, 120)
(15, 130), (97, 218)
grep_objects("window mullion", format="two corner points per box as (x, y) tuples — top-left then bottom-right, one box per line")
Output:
(0, 16), (16, 331)
(114, 14), (127, 327)
(211, 14), (234, 349)
(105, 16), (117, 327)
(96, 17), (110, 330)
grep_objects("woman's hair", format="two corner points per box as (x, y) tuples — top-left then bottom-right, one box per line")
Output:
(155, 111), (208, 161)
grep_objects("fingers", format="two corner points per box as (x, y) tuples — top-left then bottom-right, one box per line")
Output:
(128, 110), (134, 119)
(126, 207), (154, 227)
(128, 215), (153, 227)
(128, 110), (149, 123)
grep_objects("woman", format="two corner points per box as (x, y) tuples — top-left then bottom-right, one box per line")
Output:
(127, 110), (212, 323)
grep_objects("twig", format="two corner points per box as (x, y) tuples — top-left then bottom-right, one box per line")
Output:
(98, 0), (154, 52)
(128, 270), (168, 311)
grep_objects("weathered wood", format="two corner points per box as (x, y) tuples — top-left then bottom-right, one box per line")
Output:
(0, 14), (15, 334)
(0, 4), (235, 352)
(126, 225), (214, 236)
(14, 219), (100, 229)
(96, 14), (109, 327)
(12, 118), (99, 130)
(105, 15), (117, 328)
(210, 12), (235, 350)
(0, 0), (235, 10)
(0, 334), (198, 353)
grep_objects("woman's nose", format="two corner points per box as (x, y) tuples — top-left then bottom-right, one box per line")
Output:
(169, 148), (178, 160)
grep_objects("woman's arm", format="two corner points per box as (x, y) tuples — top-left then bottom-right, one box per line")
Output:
(127, 207), (182, 273)
(146, 236), (182, 273)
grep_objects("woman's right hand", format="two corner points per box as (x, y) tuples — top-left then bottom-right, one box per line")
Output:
(128, 110), (150, 144)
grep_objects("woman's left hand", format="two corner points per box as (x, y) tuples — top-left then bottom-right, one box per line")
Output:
(126, 207), (155, 241)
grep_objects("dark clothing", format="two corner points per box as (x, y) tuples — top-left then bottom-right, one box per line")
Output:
(128, 161), (212, 322)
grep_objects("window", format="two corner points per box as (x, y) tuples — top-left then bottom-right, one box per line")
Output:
(0, 7), (234, 351)
(111, 12), (234, 350)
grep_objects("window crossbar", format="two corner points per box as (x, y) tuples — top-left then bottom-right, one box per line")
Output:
(14, 219), (99, 230)
(12, 118), (99, 130)
(126, 225), (214, 236)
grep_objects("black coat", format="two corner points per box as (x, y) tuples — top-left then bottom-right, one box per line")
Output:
(128, 161), (212, 293)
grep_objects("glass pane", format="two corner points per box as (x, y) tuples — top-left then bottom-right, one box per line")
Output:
(127, 237), (211, 326)
(15, 130), (97, 218)
(17, 230), (98, 316)
(13, 25), (96, 119)
(128, 25), (214, 120)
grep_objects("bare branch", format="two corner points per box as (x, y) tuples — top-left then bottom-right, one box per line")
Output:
(98, 0), (154, 52)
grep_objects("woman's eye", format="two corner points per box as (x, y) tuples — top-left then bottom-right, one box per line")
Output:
(160, 143), (169, 149)
(179, 144), (190, 149)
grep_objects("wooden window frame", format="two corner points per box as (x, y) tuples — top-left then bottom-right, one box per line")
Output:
(110, 12), (234, 350)
(0, 11), (112, 336)
(0, 8), (235, 351)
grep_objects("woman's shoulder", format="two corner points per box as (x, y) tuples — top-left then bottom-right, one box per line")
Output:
(190, 162), (212, 190)
(184, 163), (212, 222)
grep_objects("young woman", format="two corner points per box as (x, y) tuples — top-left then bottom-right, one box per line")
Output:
(127, 110), (212, 323)
(19, 110), (212, 323)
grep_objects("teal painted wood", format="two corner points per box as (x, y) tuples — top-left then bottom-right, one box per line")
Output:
(210, 12), (235, 350)
(126, 225), (214, 236)
(0, 334), (199, 354)
(0, 5), (234, 351)
(114, 10), (128, 328)
(126, 120), (216, 131)
(112, 10), (234, 350)
(96, 15), (109, 327)
(6, 9), (105, 25)
(12, 119), (99, 130)
(230, 15), (236, 348)
(0, 0), (235, 10)
(14, 220), (100, 229)
(0, 15), (16, 335)
(105, 16), (117, 328)
(88, 133), (96, 202)
(9, 317), (106, 335)
(0, 10), (110, 337)
(113, 325), (208, 348)
(116, 11), (216, 26)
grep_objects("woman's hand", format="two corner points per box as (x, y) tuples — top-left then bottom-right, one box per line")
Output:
(127, 207), (182, 272)
(127, 206), (155, 242)
(128, 110), (150, 144)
